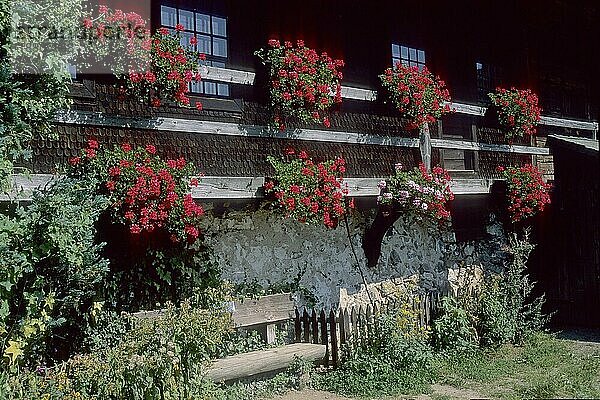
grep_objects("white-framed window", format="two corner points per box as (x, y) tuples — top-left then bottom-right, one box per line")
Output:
(160, 5), (229, 97)
(475, 61), (502, 103)
(392, 44), (425, 70)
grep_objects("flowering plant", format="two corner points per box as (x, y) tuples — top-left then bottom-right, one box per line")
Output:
(377, 162), (454, 223)
(488, 87), (542, 140)
(380, 64), (452, 129)
(264, 149), (354, 228)
(80, 6), (150, 75)
(69, 139), (204, 243)
(256, 39), (344, 130)
(125, 27), (205, 108)
(496, 164), (551, 222)
(83, 7), (204, 109)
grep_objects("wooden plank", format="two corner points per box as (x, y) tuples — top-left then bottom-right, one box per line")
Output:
(55, 110), (421, 149)
(311, 309), (319, 344)
(340, 86), (377, 101)
(232, 293), (295, 328)
(329, 310), (339, 368)
(302, 308), (310, 343)
(471, 124), (480, 172)
(319, 309), (329, 367)
(419, 123), (432, 172)
(200, 65), (256, 85)
(206, 343), (326, 382)
(190, 176), (264, 199)
(294, 309), (302, 342)
(431, 138), (550, 155)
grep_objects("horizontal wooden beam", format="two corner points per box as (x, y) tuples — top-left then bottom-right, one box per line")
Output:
(55, 110), (421, 148)
(201, 65), (256, 85)
(55, 111), (549, 154)
(2, 174), (494, 201)
(206, 67), (597, 132)
(431, 138), (550, 155)
(340, 86), (378, 101)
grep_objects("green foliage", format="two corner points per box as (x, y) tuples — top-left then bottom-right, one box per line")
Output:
(432, 297), (478, 354)
(314, 304), (434, 397)
(0, 176), (109, 367)
(477, 230), (548, 347)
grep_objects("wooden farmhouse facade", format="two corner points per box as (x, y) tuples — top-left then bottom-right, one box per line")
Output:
(7, 0), (600, 319)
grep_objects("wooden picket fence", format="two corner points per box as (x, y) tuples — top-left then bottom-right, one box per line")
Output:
(294, 291), (447, 368)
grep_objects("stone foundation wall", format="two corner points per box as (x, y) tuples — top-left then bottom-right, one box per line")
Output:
(200, 206), (507, 307)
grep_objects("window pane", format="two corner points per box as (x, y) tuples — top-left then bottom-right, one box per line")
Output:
(66, 63), (77, 78)
(178, 9), (194, 30)
(161, 6), (177, 27)
(401, 59), (409, 66)
(409, 61), (417, 68)
(212, 61), (225, 68)
(476, 62), (483, 70)
(392, 57), (400, 67)
(204, 81), (217, 95)
(409, 48), (417, 61)
(401, 46), (408, 59)
(197, 34), (211, 54)
(391, 44), (400, 58)
(217, 83), (229, 96)
(417, 50), (425, 63)
(196, 13), (210, 33)
(212, 16), (227, 37)
(190, 80), (203, 93)
(213, 37), (227, 57)
(179, 31), (194, 49)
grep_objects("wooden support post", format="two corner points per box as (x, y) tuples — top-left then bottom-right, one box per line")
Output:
(420, 122), (432, 172)
(319, 309), (329, 367)
(471, 124), (480, 172)
(329, 310), (339, 368)
(265, 324), (276, 345)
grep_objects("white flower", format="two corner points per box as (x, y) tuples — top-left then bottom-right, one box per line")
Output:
(413, 199), (421, 206)
(378, 180), (387, 189)
(421, 203), (428, 210)
(394, 162), (403, 171)
(399, 190), (409, 199)
(383, 192), (393, 199)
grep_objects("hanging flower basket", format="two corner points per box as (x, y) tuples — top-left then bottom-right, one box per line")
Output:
(264, 149), (353, 229)
(256, 40), (344, 130)
(379, 63), (452, 130)
(496, 164), (551, 222)
(377, 162), (454, 224)
(82, 7), (205, 109)
(69, 139), (204, 244)
(488, 87), (542, 141)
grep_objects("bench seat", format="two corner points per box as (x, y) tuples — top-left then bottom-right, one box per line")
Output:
(206, 343), (326, 382)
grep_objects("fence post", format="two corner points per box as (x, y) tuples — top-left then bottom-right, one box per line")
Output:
(329, 309), (339, 368)
(319, 309), (329, 367)
(302, 308), (310, 343)
(420, 122), (432, 173)
(339, 307), (347, 347)
(294, 308), (301, 342)
(311, 309), (319, 344)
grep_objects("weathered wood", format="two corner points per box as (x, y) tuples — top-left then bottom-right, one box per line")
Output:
(419, 123), (432, 172)
(294, 309), (301, 342)
(431, 138), (550, 155)
(319, 309), (329, 367)
(340, 85), (377, 101)
(265, 324), (277, 345)
(471, 124), (480, 172)
(311, 309), (319, 344)
(338, 309), (347, 347)
(206, 343), (326, 382)
(200, 65), (256, 85)
(302, 309), (310, 343)
(329, 310), (339, 368)
(232, 293), (295, 328)
(190, 176), (264, 199)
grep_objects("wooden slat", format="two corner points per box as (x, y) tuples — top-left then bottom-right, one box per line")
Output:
(190, 176), (264, 199)
(431, 138), (550, 155)
(311, 309), (319, 344)
(200, 65), (256, 85)
(302, 308), (310, 343)
(232, 293), (295, 328)
(329, 310), (339, 368)
(340, 86), (377, 101)
(319, 309), (329, 367)
(206, 343), (325, 382)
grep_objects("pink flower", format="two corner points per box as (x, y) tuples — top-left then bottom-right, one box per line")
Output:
(145, 144), (156, 154)
(175, 23), (185, 32)
(190, 36), (198, 45)
(121, 143), (132, 152)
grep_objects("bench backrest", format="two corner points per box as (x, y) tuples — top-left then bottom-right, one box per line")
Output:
(232, 293), (295, 328)
(129, 293), (296, 328)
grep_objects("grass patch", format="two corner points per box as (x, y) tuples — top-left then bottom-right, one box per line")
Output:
(433, 332), (600, 399)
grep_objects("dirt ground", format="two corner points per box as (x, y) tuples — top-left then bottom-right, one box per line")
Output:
(273, 384), (485, 400)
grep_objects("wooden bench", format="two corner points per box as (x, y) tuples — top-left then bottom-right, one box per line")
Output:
(206, 293), (325, 382)
(131, 293), (326, 383)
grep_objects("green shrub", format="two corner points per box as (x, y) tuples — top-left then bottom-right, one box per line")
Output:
(0, 176), (109, 367)
(477, 230), (548, 347)
(314, 302), (434, 397)
(432, 296), (478, 354)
